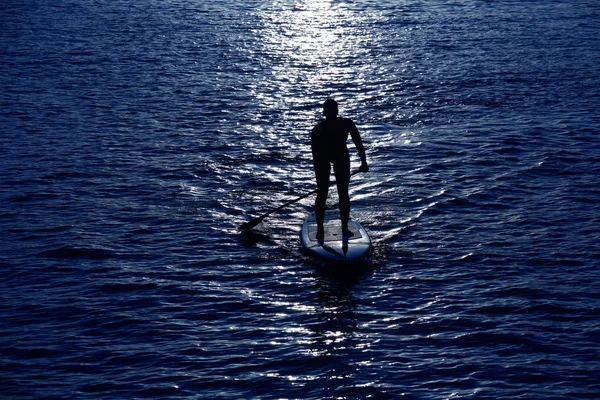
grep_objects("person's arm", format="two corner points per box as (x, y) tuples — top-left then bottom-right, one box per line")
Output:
(349, 120), (368, 172)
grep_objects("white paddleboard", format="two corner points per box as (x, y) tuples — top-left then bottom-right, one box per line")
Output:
(301, 209), (371, 262)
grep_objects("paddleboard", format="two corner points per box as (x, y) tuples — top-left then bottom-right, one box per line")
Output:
(301, 209), (371, 262)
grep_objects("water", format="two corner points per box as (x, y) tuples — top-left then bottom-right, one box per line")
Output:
(1, 0), (599, 398)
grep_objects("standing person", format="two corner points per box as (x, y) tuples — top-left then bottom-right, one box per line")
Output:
(311, 98), (368, 240)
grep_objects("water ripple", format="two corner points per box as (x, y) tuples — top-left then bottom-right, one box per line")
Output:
(1, 0), (600, 399)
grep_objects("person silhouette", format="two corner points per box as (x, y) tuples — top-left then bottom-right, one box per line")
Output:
(311, 98), (368, 240)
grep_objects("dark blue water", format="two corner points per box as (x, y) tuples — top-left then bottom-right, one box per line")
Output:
(2, 1), (600, 398)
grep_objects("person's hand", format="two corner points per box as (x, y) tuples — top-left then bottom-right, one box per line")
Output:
(359, 162), (369, 173)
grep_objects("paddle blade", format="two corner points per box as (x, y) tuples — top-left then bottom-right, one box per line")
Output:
(238, 215), (265, 231)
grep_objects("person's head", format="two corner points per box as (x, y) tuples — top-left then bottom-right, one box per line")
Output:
(323, 98), (339, 118)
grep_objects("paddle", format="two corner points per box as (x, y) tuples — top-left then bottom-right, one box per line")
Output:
(238, 170), (361, 231)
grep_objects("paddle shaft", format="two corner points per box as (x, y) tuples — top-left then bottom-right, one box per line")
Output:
(239, 170), (360, 230)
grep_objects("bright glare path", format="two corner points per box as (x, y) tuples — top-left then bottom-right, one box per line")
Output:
(252, 0), (376, 106)
(238, 0), (381, 187)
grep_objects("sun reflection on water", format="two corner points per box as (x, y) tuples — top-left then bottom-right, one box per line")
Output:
(253, 0), (375, 110)
(238, 1), (382, 189)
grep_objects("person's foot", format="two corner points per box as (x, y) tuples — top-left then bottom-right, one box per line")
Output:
(316, 225), (325, 240)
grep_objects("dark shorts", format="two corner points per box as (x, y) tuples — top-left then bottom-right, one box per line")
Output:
(314, 152), (350, 193)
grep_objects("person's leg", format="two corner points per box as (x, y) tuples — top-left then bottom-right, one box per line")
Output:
(314, 161), (330, 239)
(333, 154), (352, 237)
